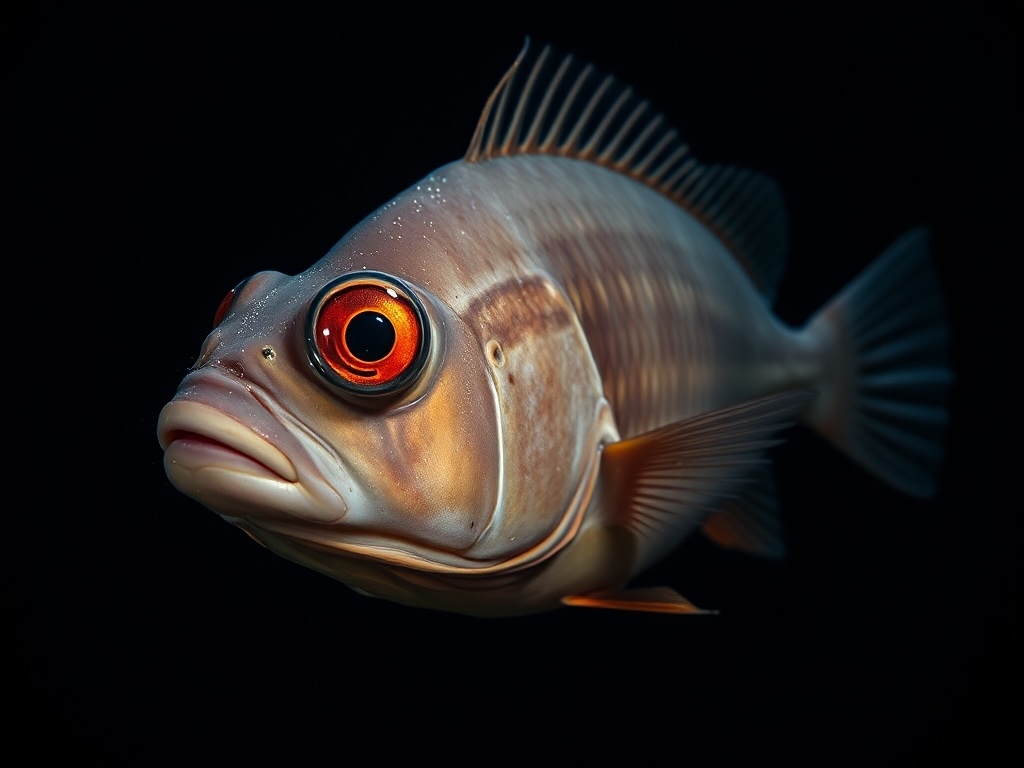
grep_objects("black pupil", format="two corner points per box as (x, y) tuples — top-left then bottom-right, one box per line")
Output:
(346, 311), (395, 362)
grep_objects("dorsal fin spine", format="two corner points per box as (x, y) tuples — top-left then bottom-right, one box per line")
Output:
(487, 70), (513, 156)
(634, 128), (677, 178)
(543, 60), (590, 152)
(597, 94), (644, 163)
(522, 48), (563, 150)
(651, 145), (689, 185)
(467, 46), (519, 161)
(504, 47), (545, 154)
(583, 85), (633, 158)
(567, 74), (614, 152)
(465, 40), (789, 301)
(663, 156), (697, 190)
(616, 114), (662, 171)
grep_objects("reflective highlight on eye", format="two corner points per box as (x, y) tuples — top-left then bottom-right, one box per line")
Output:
(306, 273), (429, 397)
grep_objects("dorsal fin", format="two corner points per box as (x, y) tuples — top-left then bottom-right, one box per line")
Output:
(465, 39), (789, 302)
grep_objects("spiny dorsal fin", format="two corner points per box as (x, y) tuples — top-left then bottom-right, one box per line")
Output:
(465, 39), (789, 302)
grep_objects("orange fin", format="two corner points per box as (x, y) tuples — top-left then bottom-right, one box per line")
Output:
(562, 587), (716, 614)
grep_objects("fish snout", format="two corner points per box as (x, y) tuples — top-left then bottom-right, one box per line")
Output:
(157, 374), (348, 524)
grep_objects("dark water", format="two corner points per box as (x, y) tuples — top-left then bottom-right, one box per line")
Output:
(6, 3), (1020, 764)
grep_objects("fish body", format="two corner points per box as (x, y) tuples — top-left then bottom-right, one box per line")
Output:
(158, 43), (949, 616)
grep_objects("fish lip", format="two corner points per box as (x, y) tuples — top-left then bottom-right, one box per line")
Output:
(159, 369), (349, 524)
(158, 399), (298, 483)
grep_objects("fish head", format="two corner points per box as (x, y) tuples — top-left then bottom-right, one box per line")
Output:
(157, 185), (615, 609)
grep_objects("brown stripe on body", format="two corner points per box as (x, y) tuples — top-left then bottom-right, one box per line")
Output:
(392, 155), (802, 443)
(458, 155), (790, 440)
(540, 227), (716, 438)
(465, 274), (574, 349)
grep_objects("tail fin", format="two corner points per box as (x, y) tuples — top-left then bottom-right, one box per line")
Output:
(800, 228), (951, 497)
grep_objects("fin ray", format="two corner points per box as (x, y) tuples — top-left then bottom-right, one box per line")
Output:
(702, 465), (786, 559)
(562, 587), (714, 614)
(466, 39), (789, 302)
(601, 390), (813, 563)
(801, 228), (951, 497)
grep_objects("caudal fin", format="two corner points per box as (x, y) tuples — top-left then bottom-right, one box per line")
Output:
(801, 228), (951, 497)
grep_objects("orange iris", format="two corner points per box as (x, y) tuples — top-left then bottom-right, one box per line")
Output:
(313, 282), (422, 387)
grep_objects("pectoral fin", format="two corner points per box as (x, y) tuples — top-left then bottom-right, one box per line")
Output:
(702, 464), (786, 558)
(562, 587), (715, 614)
(601, 390), (814, 564)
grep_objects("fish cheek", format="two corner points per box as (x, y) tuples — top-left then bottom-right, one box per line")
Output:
(364, 320), (502, 551)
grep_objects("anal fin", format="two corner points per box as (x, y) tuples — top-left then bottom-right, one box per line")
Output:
(562, 587), (715, 614)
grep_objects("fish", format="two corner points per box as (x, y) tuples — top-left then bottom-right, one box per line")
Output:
(157, 41), (950, 617)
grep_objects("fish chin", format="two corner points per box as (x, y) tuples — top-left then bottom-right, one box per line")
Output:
(158, 399), (348, 524)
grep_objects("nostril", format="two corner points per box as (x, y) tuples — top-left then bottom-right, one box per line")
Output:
(218, 361), (246, 379)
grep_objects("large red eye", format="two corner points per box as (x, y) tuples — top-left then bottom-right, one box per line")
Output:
(306, 272), (429, 397)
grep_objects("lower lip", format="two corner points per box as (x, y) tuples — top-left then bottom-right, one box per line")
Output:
(163, 435), (289, 482)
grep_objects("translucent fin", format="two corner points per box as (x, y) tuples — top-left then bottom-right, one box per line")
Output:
(801, 228), (951, 497)
(701, 465), (786, 558)
(601, 390), (814, 563)
(466, 39), (788, 301)
(562, 587), (714, 614)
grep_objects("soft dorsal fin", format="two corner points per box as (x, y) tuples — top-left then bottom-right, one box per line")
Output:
(465, 39), (789, 302)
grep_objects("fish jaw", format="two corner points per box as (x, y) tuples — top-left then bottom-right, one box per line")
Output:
(157, 374), (348, 524)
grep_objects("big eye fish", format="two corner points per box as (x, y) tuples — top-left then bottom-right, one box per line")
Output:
(157, 42), (950, 617)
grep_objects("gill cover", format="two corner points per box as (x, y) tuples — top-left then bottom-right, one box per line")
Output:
(455, 272), (617, 566)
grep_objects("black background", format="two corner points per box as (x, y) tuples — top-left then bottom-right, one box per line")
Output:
(5, 3), (1021, 764)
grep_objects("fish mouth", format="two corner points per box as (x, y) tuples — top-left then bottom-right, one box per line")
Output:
(158, 387), (347, 522)
(159, 400), (298, 483)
